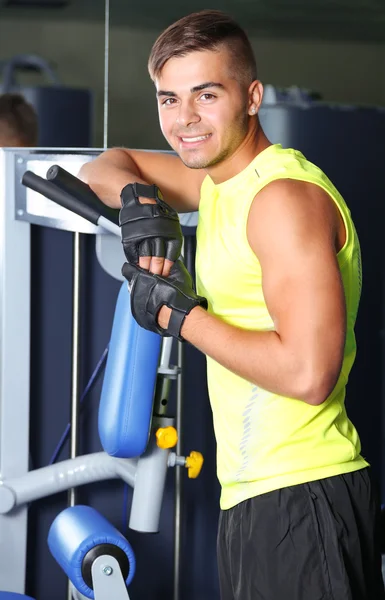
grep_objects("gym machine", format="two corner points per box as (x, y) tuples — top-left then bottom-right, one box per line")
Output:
(0, 147), (202, 600)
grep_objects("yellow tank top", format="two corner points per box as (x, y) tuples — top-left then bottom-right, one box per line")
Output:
(195, 144), (368, 510)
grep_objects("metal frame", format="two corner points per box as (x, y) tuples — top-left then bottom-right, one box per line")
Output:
(0, 148), (192, 596)
(13, 149), (100, 233)
(0, 418), (174, 515)
(0, 149), (31, 592)
(71, 555), (130, 600)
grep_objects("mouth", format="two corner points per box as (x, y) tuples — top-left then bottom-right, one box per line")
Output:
(178, 133), (212, 147)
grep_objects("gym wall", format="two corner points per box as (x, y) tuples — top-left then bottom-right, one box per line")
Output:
(0, 15), (384, 149)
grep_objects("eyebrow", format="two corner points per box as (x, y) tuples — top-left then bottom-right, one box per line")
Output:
(156, 82), (225, 98)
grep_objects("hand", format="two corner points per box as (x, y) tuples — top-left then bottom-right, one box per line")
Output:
(119, 182), (183, 277)
(122, 260), (207, 340)
(135, 193), (175, 277)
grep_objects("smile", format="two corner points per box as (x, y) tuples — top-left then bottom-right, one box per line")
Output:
(181, 134), (210, 142)
(179, 134), (212, 147)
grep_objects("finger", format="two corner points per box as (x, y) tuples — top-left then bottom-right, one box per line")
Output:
(122, 244), (138, 264)
(139, 256), (151, 270)
(138, 240), (152, 271)
(153, 237), (166, 258)
(121, 262), (138, 284)
(161, 259), (174, 277)
(165, 239), (182, 262)
(149, 255), (165, 276)
(140, 239), (152, 256)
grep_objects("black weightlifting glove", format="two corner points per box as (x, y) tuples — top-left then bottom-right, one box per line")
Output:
(119, 182), (183, 264)
(122, 260), (208, 341)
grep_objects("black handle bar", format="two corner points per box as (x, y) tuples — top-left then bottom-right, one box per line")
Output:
(22, 171), (103, 226)
(22, 166), (120, 227)
(46, 165), (119, 226)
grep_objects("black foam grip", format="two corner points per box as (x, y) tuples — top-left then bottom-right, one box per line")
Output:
(46, 165), (120, 225)
(22, 170), (100, 225)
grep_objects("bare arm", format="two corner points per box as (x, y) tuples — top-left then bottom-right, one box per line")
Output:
(78, 148), (206, 213)
(159, 179), (346, 405)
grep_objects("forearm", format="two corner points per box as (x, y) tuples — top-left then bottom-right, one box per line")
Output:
(78, 149), (149, 208)
(179, 307), (328, 404)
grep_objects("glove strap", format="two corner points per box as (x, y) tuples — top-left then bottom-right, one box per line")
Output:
(121, 182), (161, 206)
(166, 295), (208, 341)
(167, 308), (187, 342)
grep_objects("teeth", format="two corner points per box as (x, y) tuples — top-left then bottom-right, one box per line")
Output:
(181, 135), (210, 142)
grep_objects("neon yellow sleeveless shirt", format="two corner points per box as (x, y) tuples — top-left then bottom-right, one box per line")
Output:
(195, 144), (368, 510)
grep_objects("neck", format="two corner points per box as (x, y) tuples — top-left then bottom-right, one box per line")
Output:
(206, 120), (271, 185)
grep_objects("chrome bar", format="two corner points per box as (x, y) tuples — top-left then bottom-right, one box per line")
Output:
(173, 340), (184, 600)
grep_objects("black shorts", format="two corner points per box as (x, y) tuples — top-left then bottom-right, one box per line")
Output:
(217, 468), (385, 600)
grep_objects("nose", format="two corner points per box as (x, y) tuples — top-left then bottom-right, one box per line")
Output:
(176, 101), (200, 128)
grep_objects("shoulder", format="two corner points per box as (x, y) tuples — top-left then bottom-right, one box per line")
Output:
(247, 178), (339, 255)
(253, 178), (336, 214)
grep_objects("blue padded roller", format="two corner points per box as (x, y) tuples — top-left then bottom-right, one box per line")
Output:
(98, 283), (161, 458)
(48, 505), (136, 600)
(0, 595), (35, 599)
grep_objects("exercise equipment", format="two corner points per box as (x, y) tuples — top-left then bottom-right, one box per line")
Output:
(0, 54), (93, 147)
(0, 147), (203, 599)
(48, 505), (136, 600)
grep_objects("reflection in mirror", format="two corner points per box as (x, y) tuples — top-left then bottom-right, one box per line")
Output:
(0, 1), (107, 148)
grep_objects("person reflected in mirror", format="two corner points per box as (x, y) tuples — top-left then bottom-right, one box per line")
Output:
(0, 93), (38, 147)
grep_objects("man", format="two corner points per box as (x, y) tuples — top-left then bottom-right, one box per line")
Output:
(0, 93), (38, 146)
(79, 10), (384, 599)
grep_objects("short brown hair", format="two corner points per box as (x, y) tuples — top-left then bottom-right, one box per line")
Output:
(148, 10), (257, 84)
(0, 93), (38, 146)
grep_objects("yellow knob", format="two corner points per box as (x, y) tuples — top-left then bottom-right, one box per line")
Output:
(185, 451), (204, 479)
(156, 426), (178, 449)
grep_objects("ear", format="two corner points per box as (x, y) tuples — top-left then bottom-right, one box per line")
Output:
(247, 80), (264, 116)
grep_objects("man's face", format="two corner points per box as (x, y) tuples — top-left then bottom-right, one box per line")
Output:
(155, 48), (250, 170)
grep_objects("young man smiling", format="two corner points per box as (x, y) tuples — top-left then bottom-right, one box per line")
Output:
(79, 10), (384, 599)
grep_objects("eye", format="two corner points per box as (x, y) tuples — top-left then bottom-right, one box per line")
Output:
(199, 93), (215, 101)
(162, 97), (177, 106)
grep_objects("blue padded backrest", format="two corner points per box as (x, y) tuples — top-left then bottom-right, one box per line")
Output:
(98, 283), (161, 458)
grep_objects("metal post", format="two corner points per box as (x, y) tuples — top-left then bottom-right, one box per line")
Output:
(68, 232), (82, 507)
(173, 340), (184, 600)
(103, 0), (110, 149)
(0, 151), (30, 593)
(67, 0), (109, 593)
(153, 337), (174, 417)
(173, 235), (195, 600)
(67, 231), (82, 600)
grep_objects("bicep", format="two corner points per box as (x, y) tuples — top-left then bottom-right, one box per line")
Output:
(126, 149), (205, 212)
(248, 181), (346, 380)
